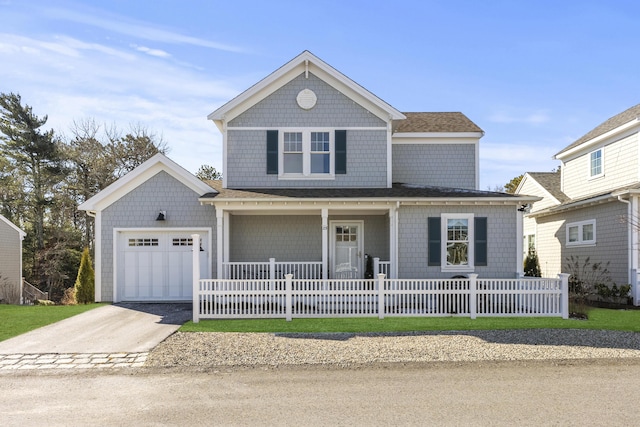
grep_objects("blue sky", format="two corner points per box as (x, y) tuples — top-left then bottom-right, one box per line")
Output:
(1, 0), (640, 189)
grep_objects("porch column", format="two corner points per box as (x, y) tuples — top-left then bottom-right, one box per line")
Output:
(516, 206), (524, 277)
(322, 208), (328, 280)
(216, 208), (224, 279)
(389, 204), (398, 279)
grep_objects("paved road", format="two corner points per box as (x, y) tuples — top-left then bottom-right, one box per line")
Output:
(1, 359), (639, 426)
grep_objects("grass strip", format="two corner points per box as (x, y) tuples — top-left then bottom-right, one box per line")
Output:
(0, 303), (106, 342)
(181, 308), (640, 333)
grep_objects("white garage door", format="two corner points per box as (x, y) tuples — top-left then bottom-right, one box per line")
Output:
(117, 230), (209, 302)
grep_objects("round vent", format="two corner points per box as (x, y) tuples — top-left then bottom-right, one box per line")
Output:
(296, 89), (317, 110)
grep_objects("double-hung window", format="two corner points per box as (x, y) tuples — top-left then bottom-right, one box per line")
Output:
(566, 219), (596, 246)
(283, 132), (303, 174)
(428, 214), (487, 272)
(589, 148), (603, 178)
(310, 131), (330, 173)
(443, 214), (474, 270)
(281, 129), (333, 178)
(268, 129), (346, 178)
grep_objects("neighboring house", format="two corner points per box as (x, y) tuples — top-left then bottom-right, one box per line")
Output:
(80, 51), (538, 303)
(516, 103), (640, 305)
(0, 214), (26, 304)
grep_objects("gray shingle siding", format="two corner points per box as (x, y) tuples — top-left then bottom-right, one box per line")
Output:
(397, 205), (518, 279)
(229, 73), (385, 128)
(392, 144), (476, 189)
(100, 171), (216, 301)
(226, 129), (388, 188)
(559, 201), (628, 286)
(229, 214), (389, 262)
(0, 220), (21, 304)
(226, 72), (389, 188)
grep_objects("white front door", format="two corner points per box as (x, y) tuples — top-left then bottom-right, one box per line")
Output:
(330, 221), (363, 279)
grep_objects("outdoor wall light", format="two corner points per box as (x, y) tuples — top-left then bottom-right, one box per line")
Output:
(156, 211), (166, 221)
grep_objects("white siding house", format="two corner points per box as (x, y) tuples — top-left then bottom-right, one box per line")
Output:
(517, 103), (640, 305)
(0, 214), (26, 304)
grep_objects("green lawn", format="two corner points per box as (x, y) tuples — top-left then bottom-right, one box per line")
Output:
(2, 305), (637, 343)
(0, 304), (106, 342)
(181, 308), (640, 333)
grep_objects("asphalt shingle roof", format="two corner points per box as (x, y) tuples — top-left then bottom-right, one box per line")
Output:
(527, 171), (569, 203)
(203, 181), (521, 200)
(556, 103), (640, 157)
(393, 112), (483, 133)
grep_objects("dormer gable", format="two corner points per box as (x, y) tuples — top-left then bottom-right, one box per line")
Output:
(208, 50), (406, 132)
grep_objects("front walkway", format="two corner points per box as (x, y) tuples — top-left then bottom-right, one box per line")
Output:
(0, 352), (148, 370)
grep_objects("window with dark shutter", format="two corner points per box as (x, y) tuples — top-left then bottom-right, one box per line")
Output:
(475, 217), (487, 266)
(335, 130), (347, 174)
(266, 130), (278, 175)
(428, 217), (441, 266)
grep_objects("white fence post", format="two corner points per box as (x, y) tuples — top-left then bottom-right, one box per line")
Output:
(377, 273), (386, 319)
(558, 273), (570, 319)
(269, 258), (276, 277)
(469, 273), (478, 319)
(285, 274), (293, 321)
(191, 234), (200, 324)
(269, 258), (276, 290)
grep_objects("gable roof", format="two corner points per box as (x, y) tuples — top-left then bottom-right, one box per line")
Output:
(207, 50), (406, 130)
(393, 112), (483, 133)
(78, 153), (215, 212)
(0, 213), (26, 239)
(555, 103), (640, 158)
(524, 171), (569, 204)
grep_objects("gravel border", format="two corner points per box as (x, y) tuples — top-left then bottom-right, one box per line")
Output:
(146, 329), (640, 369)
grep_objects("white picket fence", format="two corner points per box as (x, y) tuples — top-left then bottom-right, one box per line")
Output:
(192, 272), (570, 322)
(190, 235), (569, 322)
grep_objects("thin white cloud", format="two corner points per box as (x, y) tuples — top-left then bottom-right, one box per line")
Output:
(41, 5), (244, 53)
(0, 28), (240, 175)
(132, 45), (171, 58)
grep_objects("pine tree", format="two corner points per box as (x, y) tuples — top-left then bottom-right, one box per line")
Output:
(523, 248), (542, 277)
(74, 247), (95, 304)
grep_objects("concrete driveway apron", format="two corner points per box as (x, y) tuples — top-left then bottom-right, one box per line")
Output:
(0, 303), (191, 370)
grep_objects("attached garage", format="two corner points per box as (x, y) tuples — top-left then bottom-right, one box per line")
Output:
(115, 229), (210, 302)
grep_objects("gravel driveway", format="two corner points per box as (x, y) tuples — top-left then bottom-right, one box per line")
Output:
(147, 329), (640, 369)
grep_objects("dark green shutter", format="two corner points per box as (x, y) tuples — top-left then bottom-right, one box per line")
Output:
(266, 130), (278, 175)
(428, 217), (441, 266)
(335, 130), (347, 174)
(475, 217), (487, 266)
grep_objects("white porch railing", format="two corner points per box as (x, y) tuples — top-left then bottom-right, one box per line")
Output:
(222, 259), (323, 280)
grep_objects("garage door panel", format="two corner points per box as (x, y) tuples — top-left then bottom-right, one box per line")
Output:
(118, 231), (208, 302)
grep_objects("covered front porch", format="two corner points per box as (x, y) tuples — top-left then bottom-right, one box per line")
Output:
(207, 201), (398, 281)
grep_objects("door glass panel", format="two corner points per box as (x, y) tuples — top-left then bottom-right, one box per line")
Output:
(334, 225), (359, 279)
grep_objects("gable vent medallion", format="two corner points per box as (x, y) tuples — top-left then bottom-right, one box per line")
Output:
(296, 89), (317, 110)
